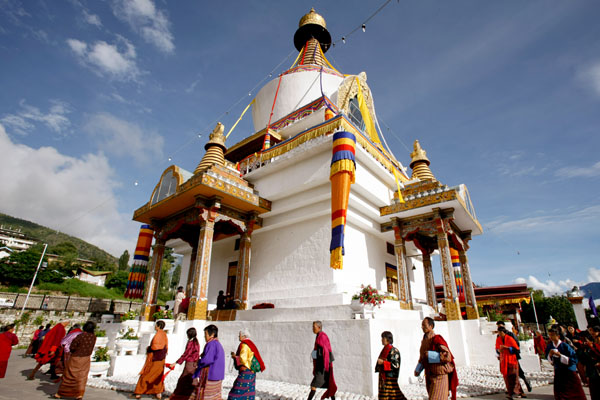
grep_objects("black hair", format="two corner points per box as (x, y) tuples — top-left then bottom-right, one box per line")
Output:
(204, 324), (218, 338)
(187, 327), (197, 340)
(219, 290), (224, 295)
(424, 317), (435, 328)
(593, 326), (600, 333)
(548, 327), (559, 335)
(177, 286), (183, 291)
(498, 326), (507, 333)
(3, 323), (15, 332)
(38, 326), (43, 330)
(45, 324), (51, 329)
(156, 320), (166, 329)
(496, 321), (506, 326)
(83, 321), (96, 333)
(381, 331), (394, 344)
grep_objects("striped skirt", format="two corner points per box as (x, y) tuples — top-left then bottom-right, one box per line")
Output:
(426, 373), (449, 400)
(228, 370), (256, 400)
(191, 379), (222, 400)
(378, 374), (407, 400)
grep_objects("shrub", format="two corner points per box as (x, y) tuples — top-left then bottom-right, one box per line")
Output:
(352, 285), (385, 307)
(121, 310), (139, 321)
(152, 309), (173, 320)
(120, 328), (138, 340)
(93, 346), (110, 362)
(95, 329), (107, 337)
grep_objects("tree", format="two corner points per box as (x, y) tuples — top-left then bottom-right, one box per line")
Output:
(118, 250), (130, 271)
(170, 264), (182, 290)
(106, 271), (130, 292)
(49, 242), (78, 258)
(521, 289), (577, 326)
(0, 246), (46, 286)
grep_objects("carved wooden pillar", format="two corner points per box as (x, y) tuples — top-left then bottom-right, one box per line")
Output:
(234, 220), (254, 310)
(459, 249), (479, 319)
(392, 222), (411, 310)
(435, 219), (462, 320)
(185, 246), (198, 299)
(187, 207), (218, 320)
(141, 238), (166, 321)
(422, 251), (437, 309)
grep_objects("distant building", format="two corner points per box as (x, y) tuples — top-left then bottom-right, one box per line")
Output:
(46, 253), (95, 269)
(0, 225), (38, 251)
(0, 246), (13, 259)
(76, 267), (111, 286)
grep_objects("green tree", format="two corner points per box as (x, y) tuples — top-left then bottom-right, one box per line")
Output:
(118, 250), (130, 271)
(0, 246), (46, 286)
(170, 263), (182, 290)
(105, 270), (130, 292)
(49, 242), (78, 258)
(521, 289), (576, 326)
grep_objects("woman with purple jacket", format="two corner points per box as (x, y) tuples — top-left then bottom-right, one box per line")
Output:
(191, 325), (225, 400)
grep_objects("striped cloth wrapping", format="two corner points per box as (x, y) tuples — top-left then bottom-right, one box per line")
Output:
(329, 131), (356, 270)
(124, 225), (153, 299)
(450, 248), (464, 302)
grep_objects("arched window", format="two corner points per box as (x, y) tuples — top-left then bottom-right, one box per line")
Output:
(348, 96), (366, 131)
(151, 170), (178, 205)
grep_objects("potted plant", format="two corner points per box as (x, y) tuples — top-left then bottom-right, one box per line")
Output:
(120, 309), (140, 331)
(151, 309), (173, 320)
(351, 285), (385, 311)
(94, 329), (108, 347)
(115, 328), (140, 356)
(89, 346), (111, 378)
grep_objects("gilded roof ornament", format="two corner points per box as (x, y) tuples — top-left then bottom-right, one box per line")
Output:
(410, 140), (430, 168)
(205, 122), (226, 151)
(409, 140), (436, 181)
(299, 8), (327, 29)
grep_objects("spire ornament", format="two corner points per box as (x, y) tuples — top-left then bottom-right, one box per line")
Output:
(294, 8), (332, 53)
(194, 123), (227, 174)
(409, 140), (436, 181)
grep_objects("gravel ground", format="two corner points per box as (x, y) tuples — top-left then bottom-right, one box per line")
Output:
(87, 364), (554, 400)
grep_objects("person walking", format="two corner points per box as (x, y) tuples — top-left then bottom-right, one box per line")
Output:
(0, 323), (19, 378)
(54, 321), (96, 399)
(496, 327), (525, 399)
(28, 320), (69, 380)
(228, 329), (265, 400)
(495, 321), (531, 392)
(173, 287), (185, 317)
(546, 327), (586, 400)
(132, 320), (168, 399)
(169, 327), (200, 400)
(191, 324), (225, 400)
(533, 330), (546, 360)
(375, 331), (406, 400)
(55, 323), (82, 382)
(308, 321), (337, 400)
(415, 317), (458, 400)
(580, 333), (600, 399)
(25, 325), (43, 357)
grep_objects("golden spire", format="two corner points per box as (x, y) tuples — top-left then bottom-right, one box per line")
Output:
(194, 123), (226, 174)
(409, 140), (436, 181)
(294, 8), (331, 53)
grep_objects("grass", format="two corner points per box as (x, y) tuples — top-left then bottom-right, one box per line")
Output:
(35, 279), (137, 301)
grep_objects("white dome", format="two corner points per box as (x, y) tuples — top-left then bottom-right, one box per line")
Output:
(252, 69), (344, 132)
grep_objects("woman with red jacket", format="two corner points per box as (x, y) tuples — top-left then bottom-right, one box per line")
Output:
(496, 327), (524, 400)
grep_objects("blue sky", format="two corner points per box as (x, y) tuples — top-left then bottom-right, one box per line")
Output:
(1, 0), (599, 293)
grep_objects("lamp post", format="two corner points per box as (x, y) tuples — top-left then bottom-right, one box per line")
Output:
(530, 291), (540, 331)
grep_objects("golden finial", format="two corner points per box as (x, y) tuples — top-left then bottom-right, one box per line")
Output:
(409, 140), (436, 181)
(299, 8), (327, 29)
(194, 123), (227, 174)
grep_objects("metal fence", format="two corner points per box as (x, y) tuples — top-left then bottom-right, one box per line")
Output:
(0, 292), (141, 314)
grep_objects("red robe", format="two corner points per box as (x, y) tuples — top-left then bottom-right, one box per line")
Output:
(432, 334), (459, 400)
(0, 331), (19, 378)
(35, 323), (66, 365)
(496, 334), (519, 375)
(314, 331), (337, 399)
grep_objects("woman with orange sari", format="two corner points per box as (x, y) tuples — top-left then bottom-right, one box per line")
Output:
(55, 321), (96, 399)
(132, 320), (168, 399)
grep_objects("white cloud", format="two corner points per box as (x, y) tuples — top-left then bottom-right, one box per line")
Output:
(581, 61), (600, 96)
(515, 267), (600, 296)
(486, 204), (600, 234)
(1, 99), (71, 135)
(112, 0), (175, 54)
(84, 113), (164, 166)
(588, 267), (600, 282)
(0, 123), (137, 256)
(82, 10), (102, 27)
(556, 161), (600, 178)
(67, 37), (141, 81)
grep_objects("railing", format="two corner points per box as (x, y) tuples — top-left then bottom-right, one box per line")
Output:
(0, 292), (141, 314)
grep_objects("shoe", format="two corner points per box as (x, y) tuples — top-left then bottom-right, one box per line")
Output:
(525, 380), (532, 392)
(519, 395), (527, 398)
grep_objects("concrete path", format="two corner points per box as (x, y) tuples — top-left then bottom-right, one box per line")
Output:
(0, 350), (590, 400)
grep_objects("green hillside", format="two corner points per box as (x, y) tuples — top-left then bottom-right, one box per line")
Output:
(0, 212), (117, 268)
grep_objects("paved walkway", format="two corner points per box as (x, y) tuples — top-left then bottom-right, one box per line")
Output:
(0, 350), (590, 399)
